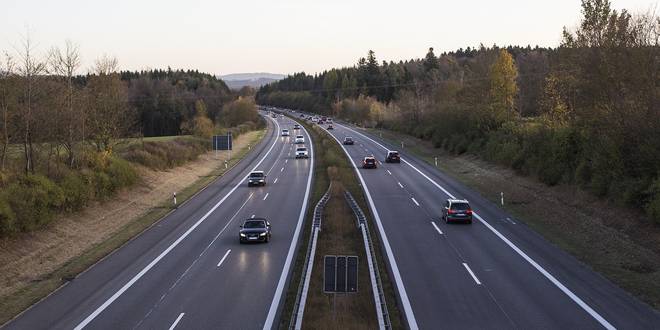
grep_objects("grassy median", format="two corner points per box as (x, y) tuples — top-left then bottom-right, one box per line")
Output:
(278, 117), (403, 329)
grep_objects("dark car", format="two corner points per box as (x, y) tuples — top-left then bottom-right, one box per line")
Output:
(294, 124), (301, 129)
(247, 171), (266, 186)
(343, 137), (354, 145)
(327, 124), (334, 130)
(442, 199), (473, 224)
(239, 218), (271, 243)
(362, 156), (377, 169)
(385, 150), (400, 163)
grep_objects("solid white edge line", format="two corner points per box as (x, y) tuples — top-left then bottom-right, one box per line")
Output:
(462, 263), (482, 285)
(411, 197), (420, 206)
(217, 250), (232, 267)
(323, 126), (419, 330)
(338, 123), (616, 330)
(431, 221), (443, 235)
(74, 116), (282, 330)
(168, 313), (184, 330)
(263, 193), (269, 201)
(263, 120), (315, 330)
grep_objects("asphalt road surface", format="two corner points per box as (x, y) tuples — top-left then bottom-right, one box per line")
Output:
(308, 114), (660, 330)
(4, 113), (313, 330)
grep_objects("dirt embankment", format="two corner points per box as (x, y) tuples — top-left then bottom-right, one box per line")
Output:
(0, 131), (260, 304)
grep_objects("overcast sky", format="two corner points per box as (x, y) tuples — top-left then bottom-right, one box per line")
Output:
(1, 0), (655, 75)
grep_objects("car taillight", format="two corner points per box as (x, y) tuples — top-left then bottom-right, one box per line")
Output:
(447, 209), (455, 214)
(466, 210), (473, 214)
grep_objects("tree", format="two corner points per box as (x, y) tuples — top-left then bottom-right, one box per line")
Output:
(181, 100), (213, 138)
(16, 33), (46, 174)
(423, 47), (439, 72)
(488, 49), (518, 124)
(48, 40), (82, 167)
(0, 53), (16, 170)
(86, 56), (133, 152)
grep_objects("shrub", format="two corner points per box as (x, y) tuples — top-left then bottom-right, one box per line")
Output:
(60, 172), (93, 211)
(6, 175), (64, 232)
(105, 156), (139, 191)
(0, 198), (16, 236)
(645, 178), (660, 224)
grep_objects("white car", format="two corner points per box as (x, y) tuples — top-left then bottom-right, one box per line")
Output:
(281, 129), (290, 136)
(294, 135), (305, 144)
(295, 146), (309, 158)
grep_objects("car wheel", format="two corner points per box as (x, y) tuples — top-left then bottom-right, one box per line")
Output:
(239, 239), (244, 244)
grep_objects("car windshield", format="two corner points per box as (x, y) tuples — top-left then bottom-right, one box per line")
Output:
(389, 152), (399, 156)
(345, 137), (352, 141)
(451, 203), (470, 211)
(297, 148), (307, 151)
(297, 136), (304, 138)
(282, 129), (288, 132)
(365, 158), (375, 163)
(250, 172), (264, 178)
(243, 220), (266, 228)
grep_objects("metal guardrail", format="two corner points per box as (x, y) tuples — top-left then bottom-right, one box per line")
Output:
(345, 191), (392, 330)
(289, 183), (332, 330)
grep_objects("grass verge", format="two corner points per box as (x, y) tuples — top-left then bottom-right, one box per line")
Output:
(278, 117), (403, 329)
(0, 129), (266, 325)
(367, 126), (660, 310)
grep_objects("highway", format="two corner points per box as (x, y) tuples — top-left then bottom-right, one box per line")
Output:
(4, 113), (313, 330)
(312, 116), (660, 329)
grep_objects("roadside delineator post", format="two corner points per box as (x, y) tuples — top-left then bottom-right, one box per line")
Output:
(401, 141), (404, 149)
(501, 192), (504, 206)
(434, 157), (438, 167)
(173, 192), (177, 206)
(224, 160), (228, 169)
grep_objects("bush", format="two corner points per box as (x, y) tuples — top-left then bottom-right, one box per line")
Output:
(0, 198), (16, 236)
(645, 178), (660, 224)
(60, 172), (93, 211)
(105, 156), (139, 191)
(5, 175), (64, 232)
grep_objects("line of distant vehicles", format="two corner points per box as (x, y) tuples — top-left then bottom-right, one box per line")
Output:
(260, 106), (475, 226)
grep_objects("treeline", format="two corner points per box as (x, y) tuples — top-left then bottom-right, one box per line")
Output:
(0, 38), (262, 236)
(258, 0), (660, 223)
(121, 68), (234, 137)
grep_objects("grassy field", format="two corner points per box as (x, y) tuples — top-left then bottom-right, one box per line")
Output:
(0, 129), (265, 325)
(366, 127), (660, 310)
(278, 117), (403, 329)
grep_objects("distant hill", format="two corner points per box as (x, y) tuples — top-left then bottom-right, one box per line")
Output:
(218, 73), (286, 90)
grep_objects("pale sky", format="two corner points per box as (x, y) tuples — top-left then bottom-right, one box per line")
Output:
(1, 0), (656, 75)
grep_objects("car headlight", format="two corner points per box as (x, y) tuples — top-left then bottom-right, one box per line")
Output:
(240, 233), (246, 237)
(259, 232), (267, 236)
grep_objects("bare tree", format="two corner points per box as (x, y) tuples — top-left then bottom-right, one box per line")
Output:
(49, 40), (82, 167)
(15, 32), (46, 174)
(0, 52), (16, 170)
(86, 55), (134, 152)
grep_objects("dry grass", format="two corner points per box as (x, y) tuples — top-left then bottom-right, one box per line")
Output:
(0, 130), (264, 324)
(302, 183), (378, 329)
(369, 127), (660, 309)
